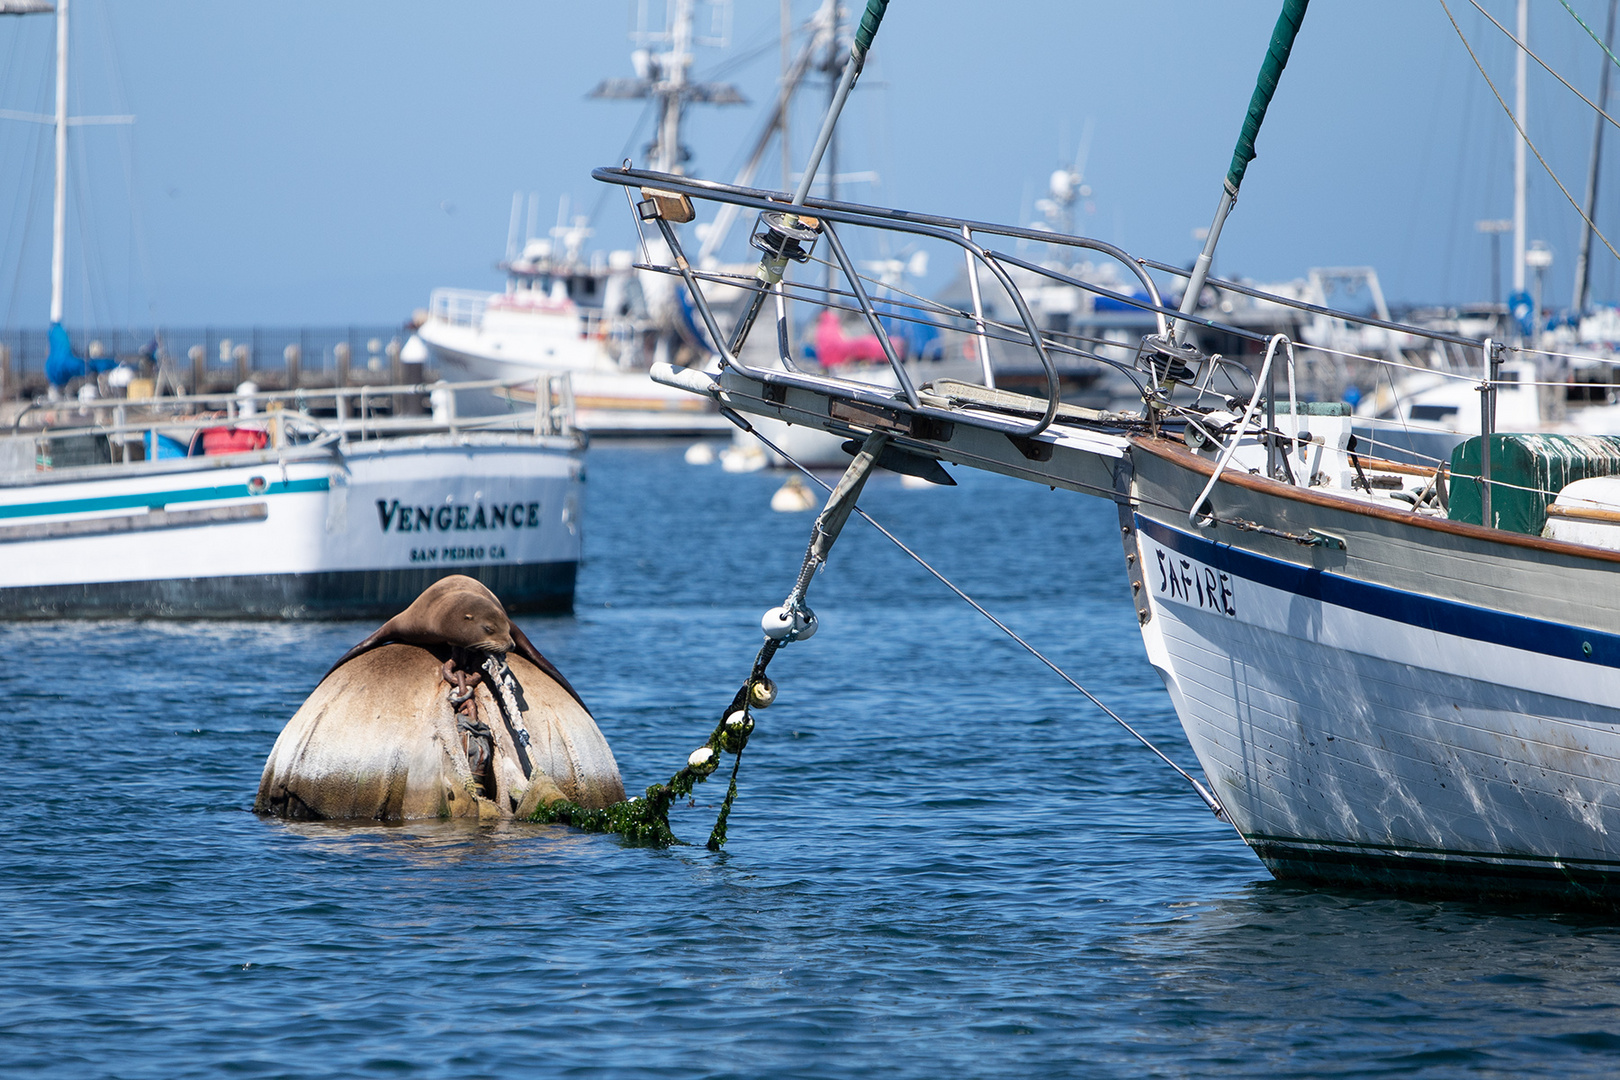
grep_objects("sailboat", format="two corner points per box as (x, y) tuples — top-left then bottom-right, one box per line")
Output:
(0, 1), (585, 618)
(1356, 0), (1620, 465)
(611, 0), (1620, 903)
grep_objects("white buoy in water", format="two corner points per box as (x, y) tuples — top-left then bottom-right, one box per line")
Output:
(771, 475), (817, 512)
(684, 442), (716, 465)
(720, 444), (768, 473)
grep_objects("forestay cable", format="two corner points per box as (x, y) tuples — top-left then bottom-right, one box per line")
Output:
(728, 411), (1229, 822)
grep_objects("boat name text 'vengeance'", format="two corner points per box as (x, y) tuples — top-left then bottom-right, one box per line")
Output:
(376, 499), (542, 533)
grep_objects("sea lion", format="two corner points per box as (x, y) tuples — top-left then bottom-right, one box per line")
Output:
(255, 576), (622, 821)
(323, 574), (585, 709)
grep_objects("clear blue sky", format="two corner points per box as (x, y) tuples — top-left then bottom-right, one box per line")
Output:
(0, 0), (1613, 329)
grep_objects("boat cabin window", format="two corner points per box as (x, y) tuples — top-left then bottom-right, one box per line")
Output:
(1409, 404), (1460, 422)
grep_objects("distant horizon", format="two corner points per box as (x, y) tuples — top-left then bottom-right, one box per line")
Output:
(0, 1), (1612, 327)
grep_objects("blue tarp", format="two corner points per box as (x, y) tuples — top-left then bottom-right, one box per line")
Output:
(45, 321), (116, 388)
(876, 300), (941, 362)
(1094, 289), (1153, 313)
(146, 432), (189, 460)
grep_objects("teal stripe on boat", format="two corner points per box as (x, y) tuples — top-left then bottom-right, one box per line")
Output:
(0, 477), (329, 520)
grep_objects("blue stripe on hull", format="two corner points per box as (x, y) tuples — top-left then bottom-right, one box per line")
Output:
(1136, 514), (1620, 669)
(0, 477), (330, 520)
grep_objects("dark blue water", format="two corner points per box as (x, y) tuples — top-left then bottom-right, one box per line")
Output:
(6, 445), (1620, 1078)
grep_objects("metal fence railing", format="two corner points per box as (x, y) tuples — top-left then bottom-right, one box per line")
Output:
(0, 325), (432, 399)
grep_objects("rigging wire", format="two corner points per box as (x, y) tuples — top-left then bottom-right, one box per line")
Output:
(727, 414), (1228, 820)
(1438, 0), (1620, 265)
(585, 99), (656, 230)
(0, 19), (52, 332)
(1466, 0), (1620, 135)
(95, 0), (158, 337)
(1558, 0), (1620, 71)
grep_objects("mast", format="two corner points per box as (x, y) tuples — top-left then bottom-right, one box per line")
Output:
(653, 0), (694, 174)
(1171, 0), (1310, 345)
(823, 1), (840, 296)
(587, 0), (744, 176)
(781, 0), (793, 188)
(1513, 0), (1528, 300)
(1573, 0), (1617, 315)
(51, 0), (65, 324)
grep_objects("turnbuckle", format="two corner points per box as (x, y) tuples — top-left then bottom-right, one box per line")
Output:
(760, 431), (890, 646)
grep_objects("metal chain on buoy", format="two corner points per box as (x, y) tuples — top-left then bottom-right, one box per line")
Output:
(443, 658), (493, 778)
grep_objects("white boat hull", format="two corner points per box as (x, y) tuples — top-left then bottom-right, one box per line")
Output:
(419, 319), (731, 437)
(0, 433), (582, 618)
(1135, 512), (1620, 895)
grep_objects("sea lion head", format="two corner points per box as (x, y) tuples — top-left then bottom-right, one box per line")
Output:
(411, 574), (515, 655)
(321, 574), (587, 710)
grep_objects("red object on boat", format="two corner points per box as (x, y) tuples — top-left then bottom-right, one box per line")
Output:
(200, 427), (268, 455)
(815, 309), (889, 367)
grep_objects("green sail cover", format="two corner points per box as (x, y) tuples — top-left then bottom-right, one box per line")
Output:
(1227, 0), (1310, 192)
(1449, 433), (1620, 534)
(855, 0), (889, 55)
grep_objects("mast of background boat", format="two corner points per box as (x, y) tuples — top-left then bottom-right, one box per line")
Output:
(1171, 0), (1309, 346)
(1512, 0), (1528, 334)
(589, 1), (743, 177)
(725, 0), (889, 355)
(50, 0), (65, 326)
(781, 0), (793, 189)
(1573, 0), (1617, 316)
(823, 2), (841, 298)
(695, 0), (838, 266)
(653, 0), (694, 173)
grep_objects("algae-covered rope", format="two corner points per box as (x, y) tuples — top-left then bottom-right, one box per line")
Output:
(529, 436), (892, 849)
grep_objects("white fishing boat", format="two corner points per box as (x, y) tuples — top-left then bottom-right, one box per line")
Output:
(0, 3), (585, 619)
(606, 0), (1620, 903)
(415, 0), (751, 437)
(0, 378), (583, 617)
(419, 271), (730, 437)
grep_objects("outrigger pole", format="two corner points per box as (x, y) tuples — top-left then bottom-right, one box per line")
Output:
(1171, 0), (1310, 346)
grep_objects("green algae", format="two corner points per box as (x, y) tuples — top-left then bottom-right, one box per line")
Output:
(528, 656), (774, 850)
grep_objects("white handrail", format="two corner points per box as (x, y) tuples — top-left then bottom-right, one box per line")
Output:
(1188, 333), (1290, 527)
